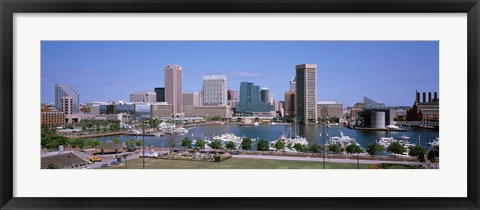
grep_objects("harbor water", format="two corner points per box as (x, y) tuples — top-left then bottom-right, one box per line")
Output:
(98, 124), (439, 149)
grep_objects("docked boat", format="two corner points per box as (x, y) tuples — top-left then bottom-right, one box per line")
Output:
(153, 132), (165, 136)
(270, 123), (308, 152)
(377, 137), (396, 148)
(427, 137), (439, 147)
(173, 127), (189, 134)
(329, 132), (356, 146)
(212, 133), (244, 148)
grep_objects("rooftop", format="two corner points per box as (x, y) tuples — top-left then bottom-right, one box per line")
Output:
(317, 101), (340, 105)
(202, 75), (227, 80)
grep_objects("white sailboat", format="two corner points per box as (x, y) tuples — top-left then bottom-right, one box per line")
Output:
(271, 122), (308, 152)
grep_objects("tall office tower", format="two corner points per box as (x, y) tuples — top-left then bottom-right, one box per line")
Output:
(130, 91), (157, 103)
(236, 82), (272, 114)
(154, 87), (165, 102)
(284, 92), (296, 117)
(164, 64), (183, 116)
(55, 84), (80, 114)
(289, 76), (296, 93)
(260, 88), (270, 104)
(202, 75), (227, 106)
(61, 96), (73, 115)
(295, 64), (317, 124)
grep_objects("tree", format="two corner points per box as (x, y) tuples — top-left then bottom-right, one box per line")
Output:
(109, 122), (120, 131)
(308, 144), (323, 153)
(126, 142), (138, 152)
(147, 118), (160, 129)
(47, 163), (58, 169)
(169, 139), (176, 149)
(181, 137), (192, 149)
(328, 142), (343, 154)
(428, 146), (439, 162)
(272, 140), (285, 151)
(256, 139), (269, 151)
(67, 138), (78, 149)
(134, 140), (142, 146)
(408, 145), (426, 162)
(387, 141), (405, 158)
(41, 127), (68, 150)
(87, 139), (100, 148)
(366, 143), (384, 157)
(76, 138), (86, 150)
(112, 138), (121, 144)
(346, 143), (363, 169)
(345, 143), (363, 155)
(68, 138), (87, 150)
(241, 138), (253, 150)
(195, 139), (206, 149)
(225, 141), (236, 150)
(209, 139), (223, 150)
(293, 143), (305, 153)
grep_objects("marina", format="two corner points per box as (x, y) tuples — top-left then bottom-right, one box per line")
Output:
(98, 124), (439, 153)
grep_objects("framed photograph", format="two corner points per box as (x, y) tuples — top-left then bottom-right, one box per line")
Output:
(1, 0), (479, 209)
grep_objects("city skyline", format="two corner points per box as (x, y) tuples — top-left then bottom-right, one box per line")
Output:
(41, 41), (439, 106)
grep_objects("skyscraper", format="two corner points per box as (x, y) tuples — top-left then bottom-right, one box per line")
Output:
(284, 91), (296, 117)
(260, 88), (270, 104)
(164, 64), (183, 116)
(55, 84), (79, 114)
(202, 75), (227, 106)
(236, 82), (272, 114)
(61, 96), (73, 115)
(295, 64), (317, 124)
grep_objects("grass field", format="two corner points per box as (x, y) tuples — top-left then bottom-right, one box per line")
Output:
(110, 157), (375, 169)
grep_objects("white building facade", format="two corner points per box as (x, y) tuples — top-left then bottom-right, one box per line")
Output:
(202, 75), (227, 106)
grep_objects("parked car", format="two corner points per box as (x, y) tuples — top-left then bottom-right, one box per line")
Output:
(89, 156), (102, 162)
(100, 163), (110, 168)
(230, 151), (241, 155)
(111, 161), (121, 165)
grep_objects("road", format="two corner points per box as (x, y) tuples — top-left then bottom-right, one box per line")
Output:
(234, 154), (427, 165)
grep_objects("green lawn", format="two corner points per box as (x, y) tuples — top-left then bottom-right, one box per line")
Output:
(110, 157), (373, 169)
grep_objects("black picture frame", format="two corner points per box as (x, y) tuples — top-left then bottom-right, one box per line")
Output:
(1, 0), (479, 209)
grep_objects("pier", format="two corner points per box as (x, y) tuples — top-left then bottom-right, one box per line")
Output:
(353, 127), (407, 132)
(65, 131), (127, 138)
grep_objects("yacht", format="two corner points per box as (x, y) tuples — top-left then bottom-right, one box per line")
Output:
(427, 137), (439, 147)
(377, 137), (396, 148)
(173, 127), (189, 134)
(212, 133), (244, 147)
(329, 132), (356, 145)
(271, 123), (308, 152)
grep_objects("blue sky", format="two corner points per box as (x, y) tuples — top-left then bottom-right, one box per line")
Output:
(41, 41), (438, 106)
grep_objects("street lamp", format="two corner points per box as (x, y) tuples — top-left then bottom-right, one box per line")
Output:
(141, 116), (145, 169)
(319, 116), (329, 169)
